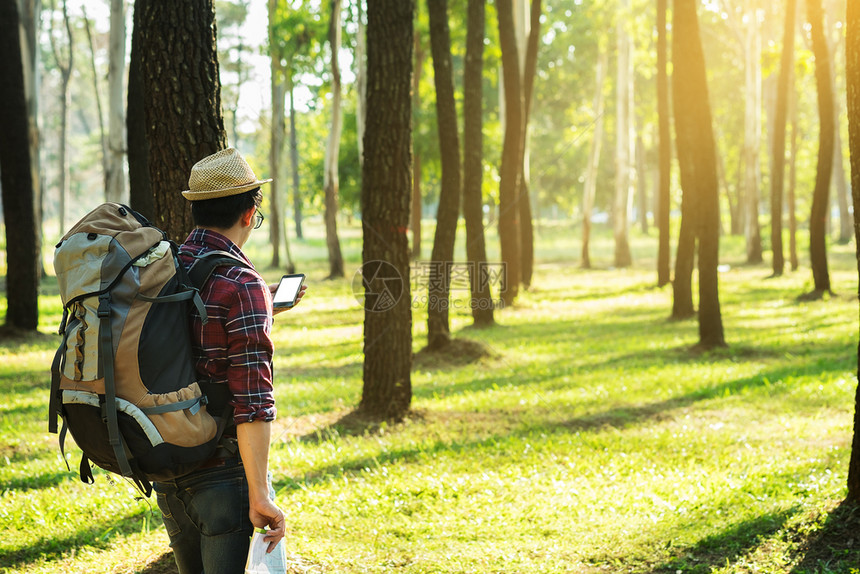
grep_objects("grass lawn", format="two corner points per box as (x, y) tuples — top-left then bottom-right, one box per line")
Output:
(2, 219), (860, 573)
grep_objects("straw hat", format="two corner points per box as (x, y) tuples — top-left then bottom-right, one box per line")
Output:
(181, 147), (272, 201)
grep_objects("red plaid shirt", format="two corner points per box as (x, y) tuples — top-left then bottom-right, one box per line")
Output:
(179, 229), (276, 425)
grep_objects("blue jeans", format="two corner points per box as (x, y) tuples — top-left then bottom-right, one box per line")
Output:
(154, 458), (252, 574)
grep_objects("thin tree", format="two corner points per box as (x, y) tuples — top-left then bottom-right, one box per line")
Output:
(581, 48), (608, 270)
(47, 0), (73, 232)
(672, 0), (726, 348)
(411, 31), (425, 261)
(359, 0), (414, 421)
(771, 0), (796, 277)
(804, 0), (835, 299)
(742, 1), (763, 264)
(82, 7), (109, 198)
(463, 0), (494, 327)
(844, 0), (860, 501)
(0, 0), (40, 332)
(106, 0), (126, 204)
(656, 0), (671, 286)
(518, 0), (541, 288)
(323, 0), (345, 279)
(426, 0), (462, 350)
(136, 0), (227, 241)
(496, 0), (523, 306)
(614, 0), (634, 269)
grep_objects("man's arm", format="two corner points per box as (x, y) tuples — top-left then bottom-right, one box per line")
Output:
(237, 419), (285, 552)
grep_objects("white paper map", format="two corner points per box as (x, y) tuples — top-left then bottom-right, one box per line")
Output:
(244, 530), (287, 574)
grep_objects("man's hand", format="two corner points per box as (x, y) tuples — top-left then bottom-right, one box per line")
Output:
(270, 284), (307, 316)
(250, 498), (285, 553)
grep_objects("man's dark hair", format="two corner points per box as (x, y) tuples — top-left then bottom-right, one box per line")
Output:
(191, 188), (263, 229)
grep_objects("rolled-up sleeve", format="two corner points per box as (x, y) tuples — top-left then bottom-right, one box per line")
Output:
(225, 276), (276, 424)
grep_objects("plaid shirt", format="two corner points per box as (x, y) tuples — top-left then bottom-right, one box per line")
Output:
(179, 229), (276, 425)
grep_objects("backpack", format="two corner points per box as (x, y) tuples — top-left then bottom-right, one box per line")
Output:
(48, 203), (248, 496)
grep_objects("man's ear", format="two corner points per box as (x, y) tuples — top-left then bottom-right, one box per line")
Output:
(240, 205), (255, 228)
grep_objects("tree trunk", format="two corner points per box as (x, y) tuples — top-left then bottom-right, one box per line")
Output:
(355, 0), (367, 166)
(518, 0), (541, 288)
(806, 0), (834, 296)
(83, 8), (109, 199)
(127, 0), (153, 220)
(614, 0), (633, 269)
(49, 0), (73, 232)
(289, 80), (303, 240)
(323, 0), (345, 279)
(771, 0), (796, 277)
(829, 27), (852, 245)
(411, 31), (424, 260)
(657, 0), (672, 287)
(582, 48), (608, 271)
(636, 134), (649, 235)
(138, 0), (227, 242)
(743, 2), (763, 264)
(107, 0), (127, 204)
(0, 0), (39, 331)
(359, 0), (414, 421)
(463, 0), (494, 327)
(673, 0), (726, 348)
(269, 0), (286, 269)
(426, 0), (462, 351)
(844, 0), (860, 502)
(496, 0), (522, 306)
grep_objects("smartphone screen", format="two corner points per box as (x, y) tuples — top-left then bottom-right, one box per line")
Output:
(273, 274), (305, 308)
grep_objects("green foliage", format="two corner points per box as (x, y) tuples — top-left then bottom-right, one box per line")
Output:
(3, 220), (860, 572)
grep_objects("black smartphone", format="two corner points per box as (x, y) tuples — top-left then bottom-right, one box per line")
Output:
(273, 273), (305, 309)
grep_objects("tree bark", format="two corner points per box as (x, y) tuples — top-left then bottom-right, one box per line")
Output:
(657, 0), (672, 287)
(743, 2), (763, 264)
(127, 0), (153, 220)
(496, 0), (522, 306)
(359, 0), (414, 421)
(771, 0), (796, 277)
(426, 0), (462, 350)
(463, 0), (494, 327)
(323, 0), (345, 279)
(844, 0), (860, 502)
(411, 31), (424, 260)
(138, 0), (227, 242)
(518, 0), (541, 288)
(582, 49), (608, 271)
(107, 0), (127, 204)
(806, 0), (834, 297)
(672, 0), (725, 348)
(289, 80), (303, 240)
(269, 0), (286, 269)
(0, 0), (39, 331)
(614, 0), (633, 269)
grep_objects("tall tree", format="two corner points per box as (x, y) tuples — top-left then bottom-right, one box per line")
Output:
(672, 0), (725, 349)
(517, 0), (541, 288)
(771, 0), (797, 277)
(581, 48), (608, 270)
(47, 0), (73, 232)
(845, 0), (860, 501)
(323, 0), (345, 279)
(268, 0), (294, 271)
(137, 0), (228, 241)
(426, 0), (461, 350)
(106, 0), (127, 204)
(359, 0), (414, 421)
(411, 31), (425, 260)
(0, 0), (40, 331)
(127, 0), (153, 220)
(805, 0), (834, 298)
(496, 0), (523, 306)
(656, 0), (671, 287)
(614, 0), (633, 269)
(462, 0), (494, 326)
(742, 1), (763, 264)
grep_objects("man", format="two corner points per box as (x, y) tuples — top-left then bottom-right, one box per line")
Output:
(153, 147), (302, 573)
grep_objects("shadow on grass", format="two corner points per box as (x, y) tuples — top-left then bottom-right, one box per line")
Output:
(789, 500), (860, 573)
(646, 510), (797, 573)
(0, 505), (161, 570)
(139, 552), (177, 574)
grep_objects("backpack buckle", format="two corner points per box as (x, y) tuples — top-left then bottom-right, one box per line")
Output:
(97, 296), (111, 318)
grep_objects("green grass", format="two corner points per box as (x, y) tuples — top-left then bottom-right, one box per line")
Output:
(2, 219), (860, 573)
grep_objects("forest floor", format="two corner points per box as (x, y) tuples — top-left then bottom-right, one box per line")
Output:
(2, 221), (860, 573)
